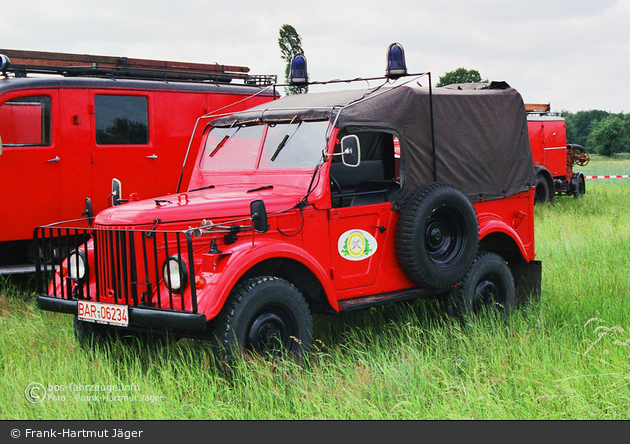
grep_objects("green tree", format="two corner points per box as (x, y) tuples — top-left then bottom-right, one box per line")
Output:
(278, 24), (307, 95)
(563, 109), (610, 147)
(586, 115), (626, 156)
(436, 68), (487, 87)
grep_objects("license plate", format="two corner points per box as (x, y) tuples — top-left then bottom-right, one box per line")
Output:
(78, 300), (129, 327)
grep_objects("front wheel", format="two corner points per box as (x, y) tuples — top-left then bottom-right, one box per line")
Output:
(448, 252), (515, 322)
(211, 276), (313, 363)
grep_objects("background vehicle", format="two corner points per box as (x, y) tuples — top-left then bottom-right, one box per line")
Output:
(0, 49), (277, 274)
(35, 46), (542, 362)
(526, 103), (589, 203)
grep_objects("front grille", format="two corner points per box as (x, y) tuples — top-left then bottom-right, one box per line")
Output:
(34, 223), (198, 314)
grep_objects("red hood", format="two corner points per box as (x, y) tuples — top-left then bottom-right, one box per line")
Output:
(94, 183), (303, 227)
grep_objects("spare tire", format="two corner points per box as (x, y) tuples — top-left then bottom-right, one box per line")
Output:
(396, 182), (479, 290)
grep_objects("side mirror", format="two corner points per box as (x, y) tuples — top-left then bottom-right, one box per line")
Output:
(340, 135), (361, 167)
(250, 199), (269, 233)
(82, 197), (94, 226)
(111, 178), (122, 206)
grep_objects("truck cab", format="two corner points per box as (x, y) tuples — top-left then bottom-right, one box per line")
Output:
(35, 48), (542, 361)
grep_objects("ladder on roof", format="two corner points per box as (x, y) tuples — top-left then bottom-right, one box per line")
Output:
(525, 103), (551, 113)
(0, 49), (276, 86)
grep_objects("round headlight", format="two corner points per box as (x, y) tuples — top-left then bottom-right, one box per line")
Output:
(68, 250), (88, 282)
(163, 256), (188, 293)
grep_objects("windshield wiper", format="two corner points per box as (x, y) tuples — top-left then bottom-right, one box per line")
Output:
(209, 134), (229, 157)
(270, 118), (301, 162)
(270, 134), (289, 162)
(188, 184), (215, 192)
(208, 126), (240, 158)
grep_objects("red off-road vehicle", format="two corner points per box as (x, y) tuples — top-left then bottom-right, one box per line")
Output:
(35, 60), (541, 360)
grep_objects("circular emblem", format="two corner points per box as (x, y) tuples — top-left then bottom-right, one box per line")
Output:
(338, 229), (377, 261)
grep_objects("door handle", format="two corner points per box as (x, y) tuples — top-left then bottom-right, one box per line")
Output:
(47, 156), (60, 163)
(146, 154), (158, 160)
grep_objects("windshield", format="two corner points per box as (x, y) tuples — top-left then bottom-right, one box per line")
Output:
(200, 120), (329, 171)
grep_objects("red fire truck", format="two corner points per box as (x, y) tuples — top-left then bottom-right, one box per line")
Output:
(35, 45), (541, 361)
(526, 103), (589, 203)
(0, 49), (277, 273)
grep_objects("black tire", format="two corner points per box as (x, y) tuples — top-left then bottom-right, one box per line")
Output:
(448, 252), (516, 321)
(534, 173), (552, 204)
(73, 316), (166, 348)
(73, 316), (113, 347)
(572, 175), (585, 199)
(396, 183), (479, 290)
(211, 276), (313, 362)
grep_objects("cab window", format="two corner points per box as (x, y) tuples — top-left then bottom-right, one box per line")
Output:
(94, 95), (149, 145)
(0, 96), (51, 146)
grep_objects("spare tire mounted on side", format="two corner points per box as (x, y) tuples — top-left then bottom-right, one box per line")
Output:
(396, 182), (479, 290)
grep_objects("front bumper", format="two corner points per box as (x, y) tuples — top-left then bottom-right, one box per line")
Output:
(37, 295), (208, 331)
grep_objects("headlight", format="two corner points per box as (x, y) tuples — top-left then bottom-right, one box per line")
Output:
(67, 250), (88, 282)
(162, 256), (188, 293)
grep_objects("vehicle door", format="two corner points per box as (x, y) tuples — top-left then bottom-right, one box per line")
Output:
(328, 131), (399, 292)
(89, 91), (158, 211)
(0, 90), (61, 243)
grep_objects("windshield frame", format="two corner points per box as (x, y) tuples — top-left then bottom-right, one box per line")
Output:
(199, 119), (330, 173)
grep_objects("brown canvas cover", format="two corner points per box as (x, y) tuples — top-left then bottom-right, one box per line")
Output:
(210, 82), (536, 202)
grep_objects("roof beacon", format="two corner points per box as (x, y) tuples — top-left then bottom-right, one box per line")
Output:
(385, 43), (407, 79)
(288, 54), (308, 86)
(0, 55), (9, 74)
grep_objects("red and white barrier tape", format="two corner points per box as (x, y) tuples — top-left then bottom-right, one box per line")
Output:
(585, 175), (630, 179)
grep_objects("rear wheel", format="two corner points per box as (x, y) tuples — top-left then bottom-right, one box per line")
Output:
(572, 175), (586, 199)
(534, 173), (553, 204)
(449, 252), (515, 322)
(211, 276), (313, 363)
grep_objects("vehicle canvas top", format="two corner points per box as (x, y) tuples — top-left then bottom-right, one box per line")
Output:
(211, 82), (535, 203)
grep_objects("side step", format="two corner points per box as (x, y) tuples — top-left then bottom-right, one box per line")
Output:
(337, 287), (436, 312)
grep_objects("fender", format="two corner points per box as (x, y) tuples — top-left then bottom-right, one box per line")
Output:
(195, 240), (337, 319)
(535, 166), (554, 187)
(478, 216), (534, 262)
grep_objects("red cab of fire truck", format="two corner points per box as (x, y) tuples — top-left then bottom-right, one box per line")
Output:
(0, 49), (277, 274)
(526, 103), (590, 203)
(35, 46), (541, 361)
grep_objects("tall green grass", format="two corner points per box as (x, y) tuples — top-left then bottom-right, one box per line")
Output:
(1, 156), (629, 419)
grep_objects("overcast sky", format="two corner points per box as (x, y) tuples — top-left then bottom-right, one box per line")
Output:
(3, 0), (629, 113)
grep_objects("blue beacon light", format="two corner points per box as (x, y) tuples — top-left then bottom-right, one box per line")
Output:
(385, 43), (407, 79)
(288, 54), (308, 86)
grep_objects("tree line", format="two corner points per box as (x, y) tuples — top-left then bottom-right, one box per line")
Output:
(563, 110), (630, 156)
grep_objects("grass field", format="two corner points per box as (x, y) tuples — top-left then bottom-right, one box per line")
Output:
(1, 155), (629, 420)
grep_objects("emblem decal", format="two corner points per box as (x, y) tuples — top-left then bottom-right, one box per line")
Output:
(338, 229), (377, 261)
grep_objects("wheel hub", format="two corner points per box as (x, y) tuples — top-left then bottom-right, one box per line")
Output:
(247, 312), (288, 354)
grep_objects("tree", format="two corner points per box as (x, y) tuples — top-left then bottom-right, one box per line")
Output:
(563, 109), (610, 147)
(587, 115), (626, 157)
(278, 24), (307, 95)
(436, 68), (487, 87)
